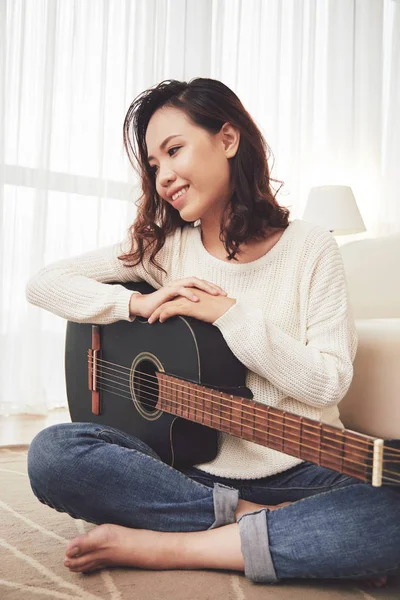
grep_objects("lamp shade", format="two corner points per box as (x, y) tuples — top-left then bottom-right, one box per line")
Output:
(303, 185), (366, 235)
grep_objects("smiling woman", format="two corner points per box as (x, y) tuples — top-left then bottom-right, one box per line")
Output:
(121, 78), (289, 273)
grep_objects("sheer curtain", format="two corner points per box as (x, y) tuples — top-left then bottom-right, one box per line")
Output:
(1, 0), (399, 415)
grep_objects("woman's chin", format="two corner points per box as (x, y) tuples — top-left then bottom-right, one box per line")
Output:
(178, 207), (199, 222)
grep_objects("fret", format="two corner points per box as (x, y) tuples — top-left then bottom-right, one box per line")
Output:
(170, 377), (176, 414)
(265, 406), (271, 447)
(201, 387), (208, 427)
(255, 404), (268, 446)
(300, 419), (320, 463)
(187, 381), (194, 422)
(202, 386), (210, 427)
(240, 399), (256, 440)
(217, 392), (230, 434)
(228, 394), (233, 435)
(282, 412), (302, 458)
(172, 378), (179, 417)
(230, 392), (242, 438)
(180, 378), (188, 420)
(299, 416), (304, 460)
(320, 423), (344, 472)
(269, 408), (285, 453)
(223, 393), (233, 435)
(196, 388), (204, 425)
(341, 430), (371, 482)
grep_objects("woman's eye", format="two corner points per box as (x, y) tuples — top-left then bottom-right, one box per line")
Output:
(168, 146), (180, 156)
(148, 147), (181, 176)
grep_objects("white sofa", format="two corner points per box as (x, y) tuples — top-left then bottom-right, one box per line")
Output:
(338, 233), (400, 439)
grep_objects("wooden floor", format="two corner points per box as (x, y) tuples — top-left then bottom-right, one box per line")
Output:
(0, 408), (71, 446)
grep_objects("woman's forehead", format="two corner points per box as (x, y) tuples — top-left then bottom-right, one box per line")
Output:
(146, 109), (198, 156)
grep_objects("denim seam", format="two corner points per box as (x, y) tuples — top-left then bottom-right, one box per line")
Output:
(276, 482), (367, 507)
(246, 480), (352, 492)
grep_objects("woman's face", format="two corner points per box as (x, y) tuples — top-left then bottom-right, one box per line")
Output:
(145, 106), (240, 223)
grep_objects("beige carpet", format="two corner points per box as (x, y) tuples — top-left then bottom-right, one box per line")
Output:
(1, 445), (399, 600)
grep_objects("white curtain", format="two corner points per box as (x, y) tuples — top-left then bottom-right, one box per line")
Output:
(1, 0), (399, 416)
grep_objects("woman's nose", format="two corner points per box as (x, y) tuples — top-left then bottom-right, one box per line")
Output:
(159, 168), (176, 187)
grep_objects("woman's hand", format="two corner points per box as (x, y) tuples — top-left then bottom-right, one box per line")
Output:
(129, 277), (228, 319)
(147, 288), (236, 324)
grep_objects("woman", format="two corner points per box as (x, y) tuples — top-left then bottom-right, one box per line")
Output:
(26, 78), (399, 585)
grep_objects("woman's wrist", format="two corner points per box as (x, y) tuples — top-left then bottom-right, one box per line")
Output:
(129, 292), (143, 318)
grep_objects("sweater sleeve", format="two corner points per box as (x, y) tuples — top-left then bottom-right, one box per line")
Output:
(212, 233), (358, 409)
(25, 230), (177, 324)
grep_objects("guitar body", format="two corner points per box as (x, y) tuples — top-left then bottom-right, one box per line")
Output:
(65, 281), (252, 469)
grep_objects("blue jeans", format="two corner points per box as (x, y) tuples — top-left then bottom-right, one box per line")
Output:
(27, 422), (400, 583)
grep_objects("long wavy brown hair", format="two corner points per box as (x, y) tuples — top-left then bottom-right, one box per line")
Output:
(119, 77), (290, 273)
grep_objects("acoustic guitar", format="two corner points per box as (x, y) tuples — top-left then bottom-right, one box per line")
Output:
(65, 281), (400, 487)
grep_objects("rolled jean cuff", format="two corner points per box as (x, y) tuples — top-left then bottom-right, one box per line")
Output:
(208, 483), (239, 529)
(238, 509), (278, 583)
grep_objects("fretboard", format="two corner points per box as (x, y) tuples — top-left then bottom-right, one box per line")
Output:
(157, 372), (376, 483)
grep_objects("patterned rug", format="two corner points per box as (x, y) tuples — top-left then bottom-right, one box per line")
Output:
(1, 445), (399, 600)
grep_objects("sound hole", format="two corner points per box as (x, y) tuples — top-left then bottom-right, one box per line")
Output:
(133, 359), (159, 415)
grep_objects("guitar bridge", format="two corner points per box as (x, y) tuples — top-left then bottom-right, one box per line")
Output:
(88, 325), (101, 415)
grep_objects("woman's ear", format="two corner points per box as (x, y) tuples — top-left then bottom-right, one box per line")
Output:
(220, 122), (240, 159)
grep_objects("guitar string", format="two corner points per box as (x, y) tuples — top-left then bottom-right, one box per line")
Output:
(90, 356), (400, 459)
(88, 354), (382, 452)
(94, 381), (400, 482)
(94, 381), (371, 474)
(93, 365), (376, 461)
(90, 356), (400, 461)
(89, 357), (400, 463)
(92, 370), (399, 474)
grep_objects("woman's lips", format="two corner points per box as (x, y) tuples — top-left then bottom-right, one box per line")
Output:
(171, 186), (189, 209)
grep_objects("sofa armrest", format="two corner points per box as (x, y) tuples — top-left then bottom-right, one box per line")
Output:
(339, 319), (400, 439)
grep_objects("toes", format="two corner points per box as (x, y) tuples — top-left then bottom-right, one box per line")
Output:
(65, 538), (85, 558)
(65, 557), (105, 573)
(64, 553), (95, 570)
(65, 525), (106, 558)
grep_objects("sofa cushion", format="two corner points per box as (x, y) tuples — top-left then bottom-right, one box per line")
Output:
(340, 233), (400, 318)
(339, 318), (400, 438)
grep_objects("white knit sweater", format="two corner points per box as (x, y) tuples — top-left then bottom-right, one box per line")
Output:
(26, 219), (358, 479)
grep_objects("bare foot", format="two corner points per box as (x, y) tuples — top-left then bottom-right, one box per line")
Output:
(64, 524), (181, 573)
(64, 522), (245, 575)
(235, 499), (292, 521)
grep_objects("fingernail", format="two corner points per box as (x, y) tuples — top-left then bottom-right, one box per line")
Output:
(71, 546), (80, 557)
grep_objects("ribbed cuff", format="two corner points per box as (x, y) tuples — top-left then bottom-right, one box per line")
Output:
(213, 300), (262, 333)
(208, 483), (239, 529)
(238, 509), (278, 583)
(113, 287), (140, 322)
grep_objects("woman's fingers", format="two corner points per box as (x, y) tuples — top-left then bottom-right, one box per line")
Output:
(178, 287), (199, 302)
(168, 277), (227, 296)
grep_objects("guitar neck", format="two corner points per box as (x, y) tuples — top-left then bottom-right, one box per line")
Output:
(157, 372), (382, 485)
